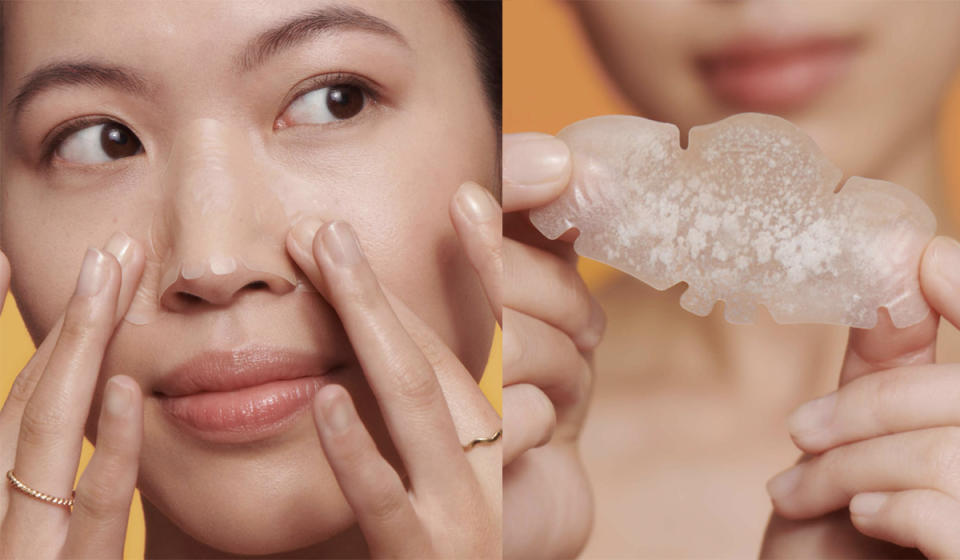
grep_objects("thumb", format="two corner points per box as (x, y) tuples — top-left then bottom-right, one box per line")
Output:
(919, 236), (960, 330)
(502, 133), (571, 213)
(837, 237), (956, 386)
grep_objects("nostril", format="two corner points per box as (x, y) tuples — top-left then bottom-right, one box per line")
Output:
(176, 292), (204, 305)
(245, 281), (269, 291)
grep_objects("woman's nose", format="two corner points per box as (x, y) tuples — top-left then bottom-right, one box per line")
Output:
(154, 118), (299, 311)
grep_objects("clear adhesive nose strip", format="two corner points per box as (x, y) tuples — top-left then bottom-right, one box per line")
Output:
(122, 119), (319, 326)
(530, 113), (936, 328)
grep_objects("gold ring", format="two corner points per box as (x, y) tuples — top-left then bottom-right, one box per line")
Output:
(463, 428), (502, 451)
(6, 470), (75, 511)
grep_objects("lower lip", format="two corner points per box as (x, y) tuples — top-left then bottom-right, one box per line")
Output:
(159, 377), (322, 443)
(698, 41), (857, 113)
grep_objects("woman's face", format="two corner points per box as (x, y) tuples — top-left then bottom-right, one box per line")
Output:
(1, 0), (496, 554)
(575, 1), (960, 179)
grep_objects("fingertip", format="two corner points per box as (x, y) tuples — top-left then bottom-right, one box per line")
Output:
(107, 374), (141, 396)
(921, 235), (960, 327)
(765, 465), (804, 518)
(849, 492), (889, 520)
(313, 383), (355, 437)
(503, 132), (571, 212)
(286, 217), (333, 296)
(453, 181), (501, 226)
(785, 393), (836, 454)
(289, 216), (325, 261)
(103, 375), (138, 418)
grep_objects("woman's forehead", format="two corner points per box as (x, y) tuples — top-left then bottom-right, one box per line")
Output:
(1, 0), (454, 102)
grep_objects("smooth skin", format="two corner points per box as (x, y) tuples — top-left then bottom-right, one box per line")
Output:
(502, 132), (605, 559)
(0, 180), (502, 558)
(763, 236), (960, 558)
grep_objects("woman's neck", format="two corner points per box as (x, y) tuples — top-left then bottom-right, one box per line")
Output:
(141, 498), (368, 559)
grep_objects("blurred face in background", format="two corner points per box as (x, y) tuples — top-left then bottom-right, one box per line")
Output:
(575, 1), (960, 182)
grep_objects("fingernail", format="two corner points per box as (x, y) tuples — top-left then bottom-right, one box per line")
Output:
(291, 217), (325, 254)
(104, 376), (133, 416)
(76, 248), (108, 297)
(456, 182), (497, 224)
(788, 393), (837, 443)
(323, 222), (362, 265)
(318, 389), (352, 435)
(104, 231), (134, 267)
(850, 492), (888, 517)
(504, 133), (570, 185)
(767, 465), (803, 502)
(930, 236), (960, 287)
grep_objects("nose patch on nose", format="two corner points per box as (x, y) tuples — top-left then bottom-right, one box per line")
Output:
(121, 118), (321, 326)
(530, 113), (936, 328)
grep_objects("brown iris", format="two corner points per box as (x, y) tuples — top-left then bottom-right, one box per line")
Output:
(326, 85), (364, 120)
(99, 122), (142, 159)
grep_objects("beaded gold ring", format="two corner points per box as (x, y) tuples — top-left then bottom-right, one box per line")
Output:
(6, 470), (75, 511)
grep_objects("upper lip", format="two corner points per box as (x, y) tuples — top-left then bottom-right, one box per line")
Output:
(156, 346), (332, 397)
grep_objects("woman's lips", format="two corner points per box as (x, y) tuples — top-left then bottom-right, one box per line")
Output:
(159, 377), (323, 442)
(155, 347), (336, 443)
(697, 36), (860, 113)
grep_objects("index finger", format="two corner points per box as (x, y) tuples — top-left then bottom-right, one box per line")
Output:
(287, 220), (473, 492)
(920, 236), (960, 331)
(503, 133), (571, 213)
(0, 234), (145, 427)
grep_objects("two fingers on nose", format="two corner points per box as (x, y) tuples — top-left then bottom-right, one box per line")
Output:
(4, 233), (144, 526)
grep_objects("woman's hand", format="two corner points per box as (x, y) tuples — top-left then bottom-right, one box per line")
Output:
(762, 236), (960, 558)
(285, 204), (502, 559)
(0, 233), (146, 558)
(502, 132), (606, 559)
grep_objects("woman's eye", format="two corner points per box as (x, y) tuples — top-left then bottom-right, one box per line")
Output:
(55, 122), (143, 164)
(283, 84), (366, 126)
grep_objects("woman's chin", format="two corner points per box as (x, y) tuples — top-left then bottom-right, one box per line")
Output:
(143, 484), (358, 556)
(139, 438), (359, 556)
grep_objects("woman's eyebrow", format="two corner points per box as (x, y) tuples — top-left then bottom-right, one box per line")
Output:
(8, 61), (149, 120)
(6, 6), (407, 121)
(236, 6), (410, 72)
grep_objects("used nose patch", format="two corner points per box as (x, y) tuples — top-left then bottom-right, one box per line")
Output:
(122, 119), (318, 326)
(530, 113), (936, 328)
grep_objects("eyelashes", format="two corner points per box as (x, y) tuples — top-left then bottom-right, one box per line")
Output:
(51, 120), (144, 165)
(40, 72), (382, 167)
